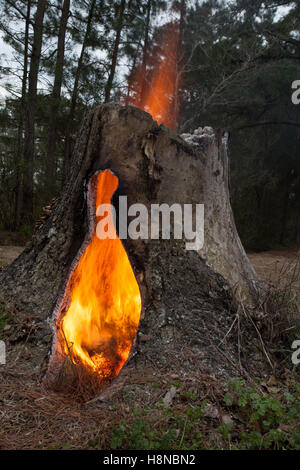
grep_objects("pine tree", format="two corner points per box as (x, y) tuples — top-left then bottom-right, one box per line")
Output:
(45, 0), (70, 202)
(22, 0), (47, 226)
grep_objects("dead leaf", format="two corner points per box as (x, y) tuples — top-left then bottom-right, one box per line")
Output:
(204, 403), (219, 419)
(222, 414), (233, 425)
(267, 375), (277, 387)
(279, 423), (298, 432)
(267, 387), (281, 394)
(163, 386), (177, 407)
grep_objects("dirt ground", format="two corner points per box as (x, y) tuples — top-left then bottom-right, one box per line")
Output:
(0, 246), (24, 268)
(248, 249), (300, 291)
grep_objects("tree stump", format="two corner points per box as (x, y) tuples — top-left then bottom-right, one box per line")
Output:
(0, 104), (263, 399)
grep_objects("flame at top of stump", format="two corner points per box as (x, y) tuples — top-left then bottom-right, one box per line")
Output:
(127, 22), (181, 130)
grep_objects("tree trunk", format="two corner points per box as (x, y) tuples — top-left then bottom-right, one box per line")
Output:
(104, 0), (126, 103)
(0, 104), (263, 396)
(173, 0), (185, 129)
(63, 0), (96, 181)
(125, 38), (141, 103)
(14, 0), (32, 229)
(45, 0), (70, 202)
(22, 0), (47, 226)
(138, 0), (151, 107)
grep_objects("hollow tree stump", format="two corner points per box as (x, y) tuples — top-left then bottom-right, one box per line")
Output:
(0, 104), (263, 395)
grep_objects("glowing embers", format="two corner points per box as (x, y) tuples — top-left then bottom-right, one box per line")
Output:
(59, 169), (141, 383)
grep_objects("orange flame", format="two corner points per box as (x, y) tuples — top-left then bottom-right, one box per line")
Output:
(128, 22), (181, 130)
(60, 170), (141, 381)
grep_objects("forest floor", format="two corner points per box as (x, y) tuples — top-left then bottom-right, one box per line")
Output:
(248, 249), (300, 291)
(0, 231), (26, 269)
(0, 237), (299, 450)
(0, 246), (24, 268)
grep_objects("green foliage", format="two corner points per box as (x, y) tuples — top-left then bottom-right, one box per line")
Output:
(106, 376), (300, 450)
(226, 377), (300, 449)
(110, 403), (206, 450)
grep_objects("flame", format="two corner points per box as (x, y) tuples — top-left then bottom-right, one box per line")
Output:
(59, 170), (141, 381)
(128, 22), (181, 130)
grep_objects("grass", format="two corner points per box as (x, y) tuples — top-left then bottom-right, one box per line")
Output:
(238, 256), (300, 375)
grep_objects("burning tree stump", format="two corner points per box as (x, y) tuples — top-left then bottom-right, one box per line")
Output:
(0, 104), (263, 399)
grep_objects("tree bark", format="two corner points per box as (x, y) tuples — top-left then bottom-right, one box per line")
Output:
(138, 0), (151, 107)
(14, 0), (32, 229)
(45, 0), (70, 202)
(125, 38), (141, 103)
(173, 0), (185, 130)
(63, 0), (96, 181)
(104, 0), (126, 103)
(22, 0), (47, 226)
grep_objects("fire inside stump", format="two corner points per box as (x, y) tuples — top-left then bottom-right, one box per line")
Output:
(45, 169), (141, 397)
